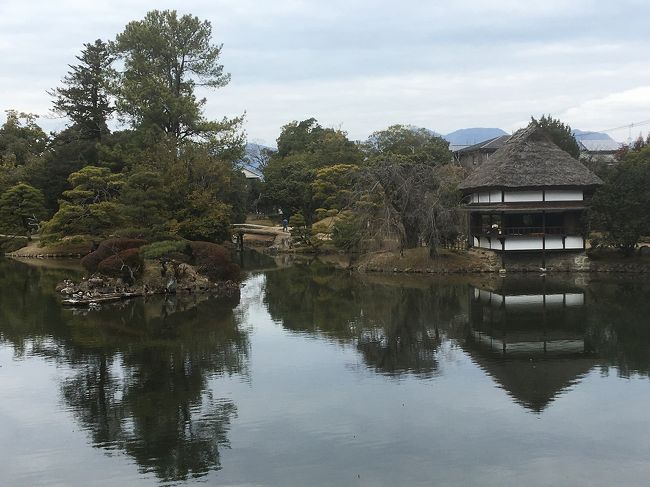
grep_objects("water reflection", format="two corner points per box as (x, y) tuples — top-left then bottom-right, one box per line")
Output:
(4, 257), (650, 485)
(462, 276), (596, 412)
(583, 277), (650, 377)
(262, 262), (466, 377)
(0, 259), (248, 483)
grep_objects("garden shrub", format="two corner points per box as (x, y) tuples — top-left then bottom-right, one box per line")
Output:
(97, 247), (143, 281)
(81, 238), (147, 272)
(188, 241), (239, 281)
(140, 240), (189, 260)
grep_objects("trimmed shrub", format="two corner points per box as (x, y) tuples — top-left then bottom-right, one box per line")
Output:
(97, 248), (143, 281)
(81, 238), (147, 272)
(140, 240), (189, 260)
(188, 241), (239, 282)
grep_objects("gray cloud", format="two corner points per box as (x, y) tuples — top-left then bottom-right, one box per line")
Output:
(1, 0), (649, 144)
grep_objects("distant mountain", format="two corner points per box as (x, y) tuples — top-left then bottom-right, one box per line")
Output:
(241, 142), (276, 172)
(572, 129), (614, 141)
(443, 128), (508, 147)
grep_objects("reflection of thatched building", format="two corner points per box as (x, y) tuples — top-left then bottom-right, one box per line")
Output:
(460, 125), (602, 256)
(462, 278), (597, 412)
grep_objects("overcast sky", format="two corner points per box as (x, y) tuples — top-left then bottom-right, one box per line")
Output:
(1, 0), (649, 145)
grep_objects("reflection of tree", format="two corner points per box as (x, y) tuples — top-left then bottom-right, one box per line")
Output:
(59, 296), (248, 481)
(584, 279), (650, 377)
(357, 290), (442, 378)
(0, 259), (248, 483)
(263, 263), (465, 377)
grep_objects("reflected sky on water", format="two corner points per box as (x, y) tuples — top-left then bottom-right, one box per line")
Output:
(0, 257), (649, 486)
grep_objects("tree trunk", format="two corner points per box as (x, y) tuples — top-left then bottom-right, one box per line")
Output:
(403, 222), (420, 249)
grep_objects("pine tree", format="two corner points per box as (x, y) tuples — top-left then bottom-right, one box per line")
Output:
(50, 39), (115, 141)
(532, 114), (581, 159)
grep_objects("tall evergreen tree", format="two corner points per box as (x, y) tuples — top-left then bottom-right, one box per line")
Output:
(50, 39), (115, 141)
(113, 9), (244, 156)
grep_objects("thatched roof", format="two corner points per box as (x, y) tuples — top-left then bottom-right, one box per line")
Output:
(459, 124), (603, 192)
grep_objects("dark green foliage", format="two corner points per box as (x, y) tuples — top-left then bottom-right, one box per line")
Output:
(188, 241), (239, 281)
(275, 118), (362, 166)
(365, 125), (450, 165)
(311, 164), (358, 211)
(262, 118), (362, 221)
(175, 199), (232, 243)
(289, 212), (320, 250)
(532, 114), (580, 159)
(81, 238), (147, 272)
(331, 212), (362, 253)
(0, 111), (48, 166)
(49, 39), (114, 141)
(42, 166), (127, 239)
(592, 144), (650, 254)
(1, 11), (252, 253)
(0, 183), (47, 236)
(113, 9), (244, 156)
(140, 240), (189, 260)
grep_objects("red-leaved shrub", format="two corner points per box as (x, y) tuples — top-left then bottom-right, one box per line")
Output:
(188, 241), (240, 282)
(97, 248), (144, 281)
(81, 238), (147, 272)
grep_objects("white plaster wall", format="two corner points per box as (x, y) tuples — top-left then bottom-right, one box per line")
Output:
(505, 295), (544, 306)
(478, 192), (490, 203)
(471, 193), (478, 203)
(546, 236), (564, 250)
(504, 237), (543, 250)
(503, 292), (584, 308)
(564, 293), (585, 306)
(476, 236), (498, 249)
(504, 190), (543, 202)
(477, 235), (583, 250)
(489, 190), (502, 202)
(545, 189), (583, 201)
(565, 236), (584, 249)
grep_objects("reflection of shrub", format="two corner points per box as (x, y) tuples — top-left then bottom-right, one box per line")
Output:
(81, 238), (147, 272)
(97, 248), (143, 281)
(140, 240), (189, 260)
(189, 241), (239, 281)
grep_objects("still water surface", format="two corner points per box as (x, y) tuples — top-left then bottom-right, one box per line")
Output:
(0, 257), (649, 486)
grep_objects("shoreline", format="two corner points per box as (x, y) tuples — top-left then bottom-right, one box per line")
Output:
(6, 242), (650, 275)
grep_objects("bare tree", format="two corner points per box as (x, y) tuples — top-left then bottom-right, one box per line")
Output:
(346, 159), (465, 256)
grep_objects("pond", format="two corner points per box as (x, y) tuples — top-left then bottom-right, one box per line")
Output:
(0, 257), (649, 486)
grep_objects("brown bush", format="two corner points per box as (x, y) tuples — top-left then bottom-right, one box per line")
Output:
(97, 248), (144, 281)
(188, 241), (240, 282)
(81, 238), (147, 272)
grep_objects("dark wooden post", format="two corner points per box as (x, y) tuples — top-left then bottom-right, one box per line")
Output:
(542, 275), (547, 354)
(501, 292), (507, 356)
(237, 231), (244, 252)
(541, 210), (546, 269)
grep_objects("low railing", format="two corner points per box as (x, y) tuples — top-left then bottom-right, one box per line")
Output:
(471, 226), (565, 236)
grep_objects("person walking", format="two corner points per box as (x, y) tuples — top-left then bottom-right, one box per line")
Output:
(282, 217), (288, 232)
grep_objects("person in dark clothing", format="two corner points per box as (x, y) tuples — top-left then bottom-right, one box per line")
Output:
(282, 218), (288, 232)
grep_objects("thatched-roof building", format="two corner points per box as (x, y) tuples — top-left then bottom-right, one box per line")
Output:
(460, 124), (603, 256)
